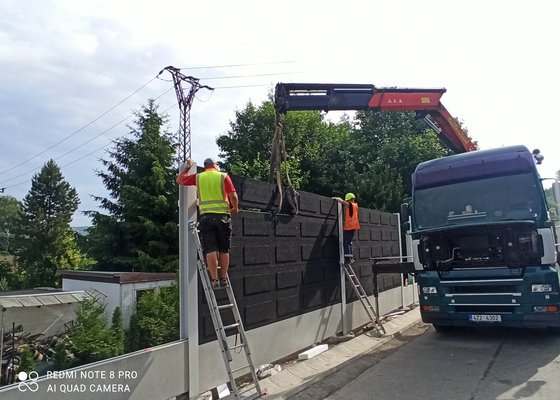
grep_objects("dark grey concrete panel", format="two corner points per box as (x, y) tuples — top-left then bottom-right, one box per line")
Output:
(245, 301), (274, 326)
(199, 174), (400, 343)
(381, 213), (391, 225)
(275, 216), (299, 236)
(358, 228), (369, 241)
(243, 246), (271, 265)
(323, 240), (339, 259)
(301, 221), (323, 237)
(276, 245), (299, 263)
(369, 212), (381, 224)
(323, 222), (337, 237)
(299, 193), (321, 213)
(371, 228), (382, 241)
(244, 274), (275, 295)
(243, 216), (270, 236)
(301, 245), (322, 261)
(303, 289), (323, 309)
(302, 266), (323, 284)
(320, 199), (337, 216)
(277, 295), (301, 316)
(277, 270), (301, 289)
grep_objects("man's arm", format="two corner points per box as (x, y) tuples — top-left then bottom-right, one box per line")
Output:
(176, 160), (195, 185)
(228, 192), (239, 216)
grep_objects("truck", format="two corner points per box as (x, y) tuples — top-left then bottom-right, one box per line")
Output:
(274, 83), (560, 331)
(406, 145), (560, 331)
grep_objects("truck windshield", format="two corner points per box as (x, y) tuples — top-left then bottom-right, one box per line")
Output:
(414, 172), (542, 230)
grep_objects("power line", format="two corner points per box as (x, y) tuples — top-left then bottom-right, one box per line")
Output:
(0, 66), (293, 189)
(178, 60), (297, 70)
(3, 103), (178, 191)
(0, 76), (159, 177)
(1, 81), (274, 186)
(213, 83), (271, 89)
(0, 87), (176, 185)
(199, 71), (301, 80)
(1, 69), (297, 178)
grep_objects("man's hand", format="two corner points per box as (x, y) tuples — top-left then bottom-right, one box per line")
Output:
(228, 192), (239, 216)
(179, 160), (194, 171)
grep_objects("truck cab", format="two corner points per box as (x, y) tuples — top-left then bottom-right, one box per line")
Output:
(410, 145), (560, 330)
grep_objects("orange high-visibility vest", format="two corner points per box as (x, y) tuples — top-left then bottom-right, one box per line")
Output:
(343, 203), (360, 230)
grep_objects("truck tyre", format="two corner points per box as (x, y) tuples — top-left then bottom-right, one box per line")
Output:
(432, 324), (453, 332)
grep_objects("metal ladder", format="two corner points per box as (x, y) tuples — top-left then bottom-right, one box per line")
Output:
(190, 222), (262, 400)
(342, 262), (386, 335)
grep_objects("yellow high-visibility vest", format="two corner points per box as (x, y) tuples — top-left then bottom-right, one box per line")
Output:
(196, 170), (230, 214)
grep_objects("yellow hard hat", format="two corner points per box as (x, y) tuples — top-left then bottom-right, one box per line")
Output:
(344, 193), (356, 201)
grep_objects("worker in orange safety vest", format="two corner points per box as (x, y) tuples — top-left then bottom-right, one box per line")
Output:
(332, 193), (360, 265)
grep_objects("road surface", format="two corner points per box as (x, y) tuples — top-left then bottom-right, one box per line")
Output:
(290, 322), (560, 400)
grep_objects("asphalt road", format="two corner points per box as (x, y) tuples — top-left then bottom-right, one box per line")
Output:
(290, 322), (560, 400)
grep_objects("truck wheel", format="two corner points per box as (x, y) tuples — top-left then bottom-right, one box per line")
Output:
(546, 326), (560, 334)
(432, 324), (453, 332)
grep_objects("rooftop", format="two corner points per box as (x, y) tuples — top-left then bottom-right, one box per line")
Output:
(0, 290), (89, 309)
(59, 270), (177, 284)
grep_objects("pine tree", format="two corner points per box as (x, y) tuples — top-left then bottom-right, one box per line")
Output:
(71, 298), (114, 364)
(15, 160), (92, 288)
(87, 100), (179, 272)
(0, 195), (21, 253)
(110, 307), (125, 356)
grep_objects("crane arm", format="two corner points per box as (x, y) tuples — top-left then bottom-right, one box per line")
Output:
(274, 83), (476, 154)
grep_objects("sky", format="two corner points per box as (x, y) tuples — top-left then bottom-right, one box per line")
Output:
(1, 0), (559, 226)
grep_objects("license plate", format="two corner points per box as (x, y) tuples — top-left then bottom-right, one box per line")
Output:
(469, 314), (501, 322)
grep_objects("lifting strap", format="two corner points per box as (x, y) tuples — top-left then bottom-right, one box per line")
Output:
(268, 114), (299, 216)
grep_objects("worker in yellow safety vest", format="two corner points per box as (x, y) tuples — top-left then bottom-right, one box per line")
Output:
(332, 193), (360, 265)
(177, 158), (239, 288)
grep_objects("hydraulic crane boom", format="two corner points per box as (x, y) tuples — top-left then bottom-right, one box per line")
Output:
(274, 83), (477, 154)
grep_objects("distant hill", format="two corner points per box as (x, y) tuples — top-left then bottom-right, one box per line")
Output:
(72, 226), (90, 236)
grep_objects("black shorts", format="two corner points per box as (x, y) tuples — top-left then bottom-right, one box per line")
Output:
(198, 213), (232, 254)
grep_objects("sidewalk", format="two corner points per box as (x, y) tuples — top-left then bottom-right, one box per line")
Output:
(258, 307), (421, 399)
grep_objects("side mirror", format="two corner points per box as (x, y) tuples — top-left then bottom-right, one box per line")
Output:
(400, 203), (409, 222)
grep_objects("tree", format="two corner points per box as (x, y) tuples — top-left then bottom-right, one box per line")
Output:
(217, 98), (450, 213)
(53, 336), (76, 370)
(217, 100), (353, 196)
(15, 160), (92, 288)
(71, 298), (116, 364)
(87, 100), (179, 272)
(0, 195), (21, 253)
(126, 284), (179, 350)
(0, 260), (23, 291)
(17, 345), (35, 374)
(350, 111), (448, 199)
(110, 307), (125, 356)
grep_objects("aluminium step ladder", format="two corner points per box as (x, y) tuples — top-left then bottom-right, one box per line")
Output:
(190, 222), (262, 400)
(342, 262), (386, 335)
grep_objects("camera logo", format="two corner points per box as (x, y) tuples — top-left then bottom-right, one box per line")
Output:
(17, 371), (39, 392)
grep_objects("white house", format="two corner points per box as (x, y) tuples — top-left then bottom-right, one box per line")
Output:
(60, 271), (177, 328)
